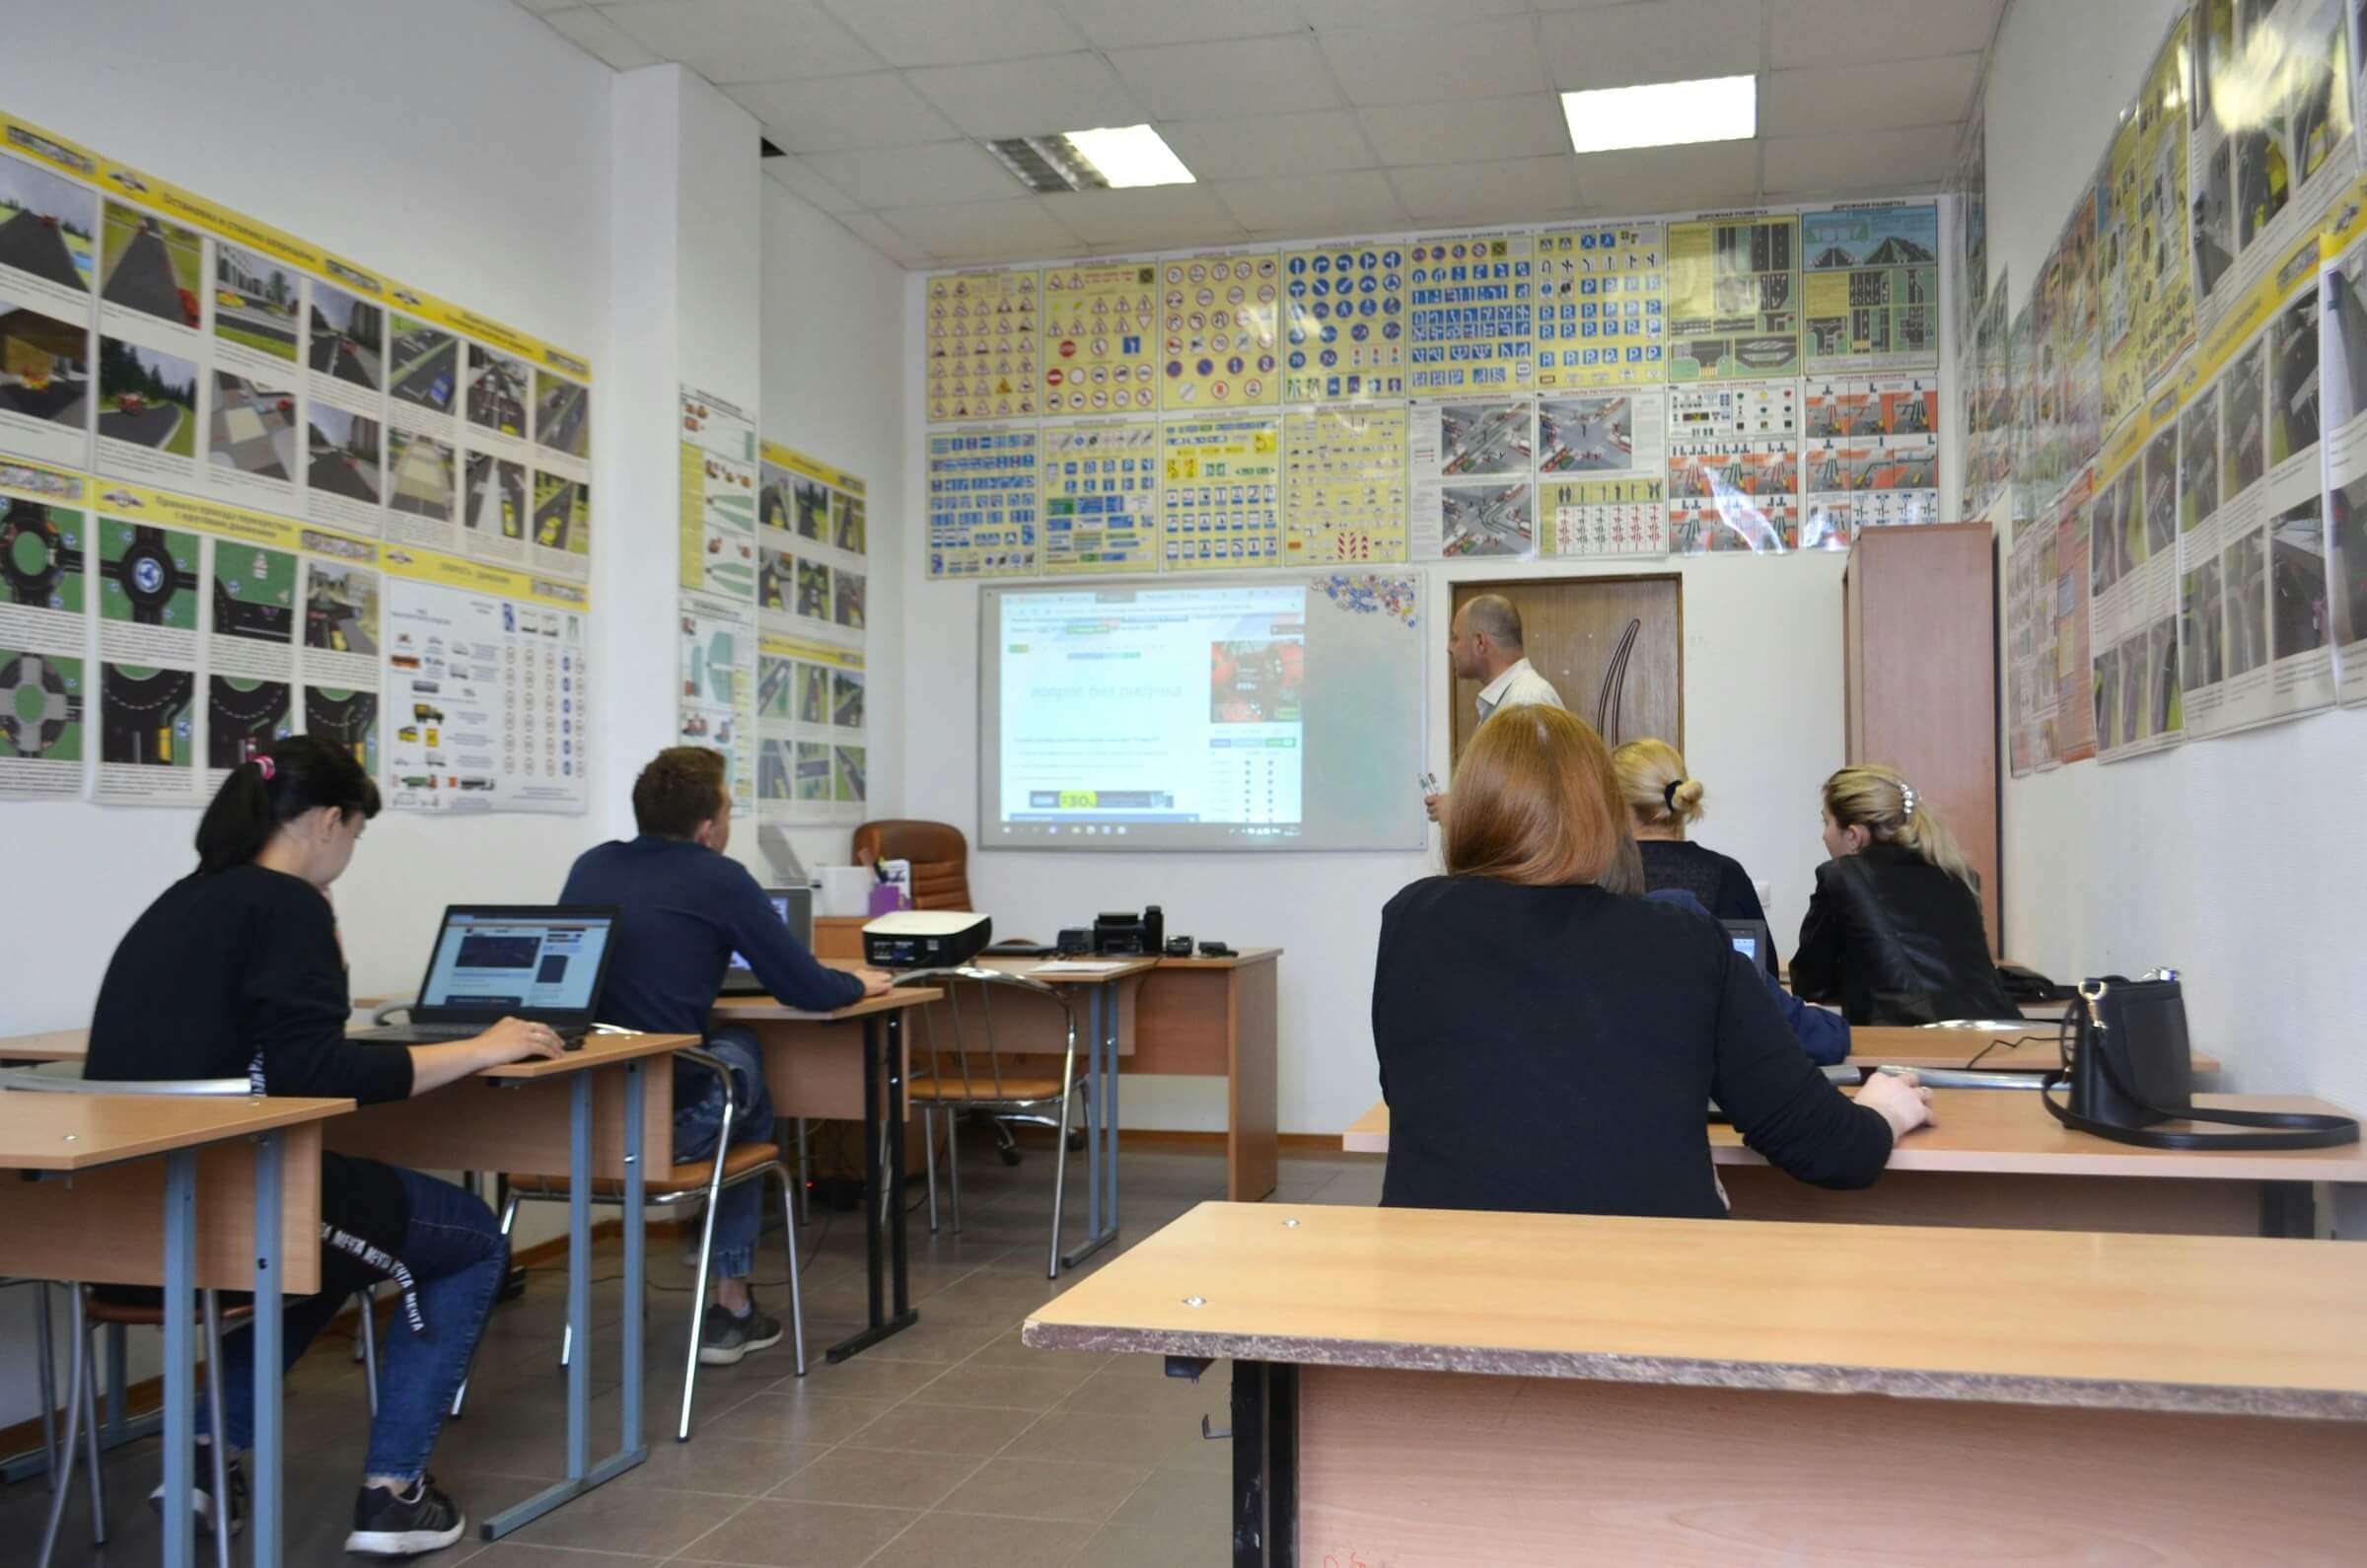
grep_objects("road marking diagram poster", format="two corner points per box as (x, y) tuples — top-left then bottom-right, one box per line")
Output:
(1800, 203), (1939, 375)
(1041, 261), (1156, 415)
(1667, 212), (1800, 382)
(757, 440), (866, 643)
(1802, 374), (1940, 548)
(1538, 390), (1667, 559)
(1041, 417), (1159, 574)
(0, 461), (87, 795)
(1283, 405), (1406, 565)
(1405, 233), (1535, 395)
(1159, 253), (1279, 411)
(926, 425), (1038, 579)
(925, 267), (1038, 422)
(2327, 229), (2367, 704)
(1535, 224), (1665, 391)
(756, 632), (863, 820)
(680, 386), (756, 600)
(1409, 398), (1533, 559)
(1161, 415), (1280, 570)
(1283, 244), (1405, 402)
(677, 589), (754, 811)
(1669, 381), (1800, 552)
(2101, 12), (2195, 430)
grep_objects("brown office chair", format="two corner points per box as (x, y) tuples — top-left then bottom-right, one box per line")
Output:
(851, 820), (969, 909)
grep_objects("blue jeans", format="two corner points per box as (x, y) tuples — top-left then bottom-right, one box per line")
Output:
(673, 1029), (775, 1282)
(203, 1167), (506, 1482)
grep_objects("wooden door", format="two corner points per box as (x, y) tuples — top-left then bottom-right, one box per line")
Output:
(1449, 576), (1682, 759)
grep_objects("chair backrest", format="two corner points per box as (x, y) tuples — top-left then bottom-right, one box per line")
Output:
(891, 967), (1075, 1101)
(852, 820), (970, 910)
(0, 1059), (251, 1096)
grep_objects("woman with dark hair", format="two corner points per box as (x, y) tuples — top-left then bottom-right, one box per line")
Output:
(85, 735), (564, 1556)
(1372, 706), (1930, 1218)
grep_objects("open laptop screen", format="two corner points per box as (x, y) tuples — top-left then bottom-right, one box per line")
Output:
(417, 908), (614, 1017)
(1721, 918), (1770, 968)
(726, 891), (794, 973)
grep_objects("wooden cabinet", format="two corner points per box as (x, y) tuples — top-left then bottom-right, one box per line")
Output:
(1842, 524), (2001, 952)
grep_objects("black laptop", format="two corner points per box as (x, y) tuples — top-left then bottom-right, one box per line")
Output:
(717, 887), (811, 995)
(351, 905), (619, 1045)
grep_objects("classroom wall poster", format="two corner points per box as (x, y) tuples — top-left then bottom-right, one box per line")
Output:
(1283, 404), (1407, 565)
(2051, 466), (2101, 765)
(1408, 397), (1534, 559)
(1041, 417), (1159, 574)
(1160, 414), (1280, 570)
(1534, 224), (1666, 390)
(1800, 203), (1940, 376)
(2100, 12), (2197, 433)
(1405, 232), (1535, 395)
(924, 267), (1038, 422)
(1282, 244), (1406, 402)
(677, 588), (754, 812)
(680, 386), (756, 599)
(2327, 226), (2367, 703)
(1802, 373), (1940, 549)
(756, 439), (867, 641)
(2087, 414), (2186, 761)
(750, 440), (866, 825)
(1667, 212), (1800, 383)
(1040, 261), (1157, 416)
(1955, 97), (1989, 362)
(0, 460), (86, 795)
(925, 425), (1038, 579)
(1158, 251), (1279, 411)
(1669, 381), (1801, 552)
(1539, 390), (1668, 558)
(757, 632), (864, 821)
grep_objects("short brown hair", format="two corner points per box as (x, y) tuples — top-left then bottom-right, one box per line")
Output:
(1446, 707), (1639, 891)
(633, 747), (728, 839)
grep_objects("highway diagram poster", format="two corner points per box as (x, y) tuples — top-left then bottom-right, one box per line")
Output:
(1667, 212), (1799, 383)
(1160, 415), (1280, 570)
(679, 386), (756, 600)
(926, 425), (1038, 578)
(2100, 13), (2195, 430)
(2327, 231), (2367, 704)
(1539, 391), (1667, 559)
(1800, 203), (1940, 375)
(1283, 404), (1406, 565)
(1283, 243), (1405, 402)
(756, 440), (866, 645)
(1535, 224), (1664, 391)
(756, 632), (863, 821)
(925, 267), (1039, 422)
(1041, 261), (1156, 415)
(1158, 252), (1279, 411)
(1802, 374), (1941, 548)
(1409, 398), (1533, 559)
(1405, 232), (1535, 395)
(0, 461), (88, 794)
(677, 589), (754, 812)
(1669, 381), (1800, 552)
(1040, 417), (1159, 575)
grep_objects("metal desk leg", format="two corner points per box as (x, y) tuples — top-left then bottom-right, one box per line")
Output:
(251, 1131), (283, 1568)
(162, 1149), (197, 1568)
(620, 1061), (645, 1458)
(1062, 980), (1121, 1269)
(1231, 1361), (1298, 1568)
(825, 1013), (918, 1362)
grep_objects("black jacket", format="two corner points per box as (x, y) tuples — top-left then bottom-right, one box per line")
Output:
(1637, 838), (1776, 974)
(1790, 844), (2020, 1025)
(1373, 878), (1893, 1219)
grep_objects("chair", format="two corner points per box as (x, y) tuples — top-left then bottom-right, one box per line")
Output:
(851, 820), (970, 909)
(893, 967), (1088, 1278)
(457, 1047), (804, 1441)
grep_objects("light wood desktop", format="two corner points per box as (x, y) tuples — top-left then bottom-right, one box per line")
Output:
(1025, 1202), (2367, 1565)
(0, 1027), (89, 1061)
(1845, 1022), (2221, 1074)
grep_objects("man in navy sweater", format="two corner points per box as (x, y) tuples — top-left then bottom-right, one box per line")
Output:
(562, 748), (888, 1365)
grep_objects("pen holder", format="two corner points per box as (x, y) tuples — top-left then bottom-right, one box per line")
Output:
(867, 883), (909, 916)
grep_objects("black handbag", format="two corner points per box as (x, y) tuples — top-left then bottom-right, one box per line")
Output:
(2043, 976), (2359, 1150)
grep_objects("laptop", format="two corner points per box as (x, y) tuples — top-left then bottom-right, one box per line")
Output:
(717, 886), (814, 995)
(351, 905), (619, 1045)
(1721, 919), (1772, 969)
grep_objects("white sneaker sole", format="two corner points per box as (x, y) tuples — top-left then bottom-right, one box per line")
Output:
(698, 1323), (785, 1365)
(343, 1519), (466, 1556)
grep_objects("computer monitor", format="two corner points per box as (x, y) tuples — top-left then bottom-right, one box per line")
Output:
(1721, 919), (1771, 969)
(408, 906), (618, 1026)
(724, 887), (813, 981)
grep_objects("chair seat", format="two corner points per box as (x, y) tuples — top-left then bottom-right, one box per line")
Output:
(511, 1140), (785, 1200)
(85, 1295), (254, 1330)
(910, 1075), (1073, 1105)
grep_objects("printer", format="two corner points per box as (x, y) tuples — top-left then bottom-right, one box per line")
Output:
(862, 909), (993, 969)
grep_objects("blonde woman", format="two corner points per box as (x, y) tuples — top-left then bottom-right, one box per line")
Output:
(1791, 765), (2020, 1025)
(1612, 739), (1774, 972)
(1372, 708), (1930, 1218)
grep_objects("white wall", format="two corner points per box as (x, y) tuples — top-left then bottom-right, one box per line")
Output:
(1984, 0), (2367, 1173)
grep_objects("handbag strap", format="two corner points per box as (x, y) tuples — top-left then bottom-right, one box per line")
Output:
(2041, 998), (2360, 1151)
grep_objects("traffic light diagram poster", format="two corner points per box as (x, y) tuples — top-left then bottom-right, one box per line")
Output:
(1535, 224), (1666, 391)
(1667, 213), (1801, 383)
(1040, 417), (1159, 575)
(1040, 262), (1157, 416)
(926, 425), (1039, 579)
(1161, 415), (1280, 571)
(2100, 13), (2195, 431)
(1802, 374), (1941, 548)
(1409, 398), (1534, 560)
(1158, 253), (1279, 411)
(1405, 233), (1535, 396)
(1282, 244), (1406, 403)
(1800, 203), (1939, 376)
(1538, 391), (1668, 559)
(680, 386), (757, 601)
(924, 267), (1039, 423)
(756, 440), (866, 644)
(1669, 381), (1801, 552)
(1284, 404), (1407, 565)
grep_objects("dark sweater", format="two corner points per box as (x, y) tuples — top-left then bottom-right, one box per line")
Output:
(1637, 838), (1775, 972)
(87, 865), (414, 1300)
(1373, 877), (1893, 1218)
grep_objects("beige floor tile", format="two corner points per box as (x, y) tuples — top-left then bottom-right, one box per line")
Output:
(936, 1455), (1154, 1524)
(858, 1510), (1097, 1568)
(905, 1358), (1099, 1410)
(765, 1445), (986, 1509)
(672, 1497), (918, 1567)
(844, 1400), (1041, 1456)
(699, 1391), (899, 1446)
(1001, 1409), (1209, 1469)
(1102, 1463), (1230, 1534)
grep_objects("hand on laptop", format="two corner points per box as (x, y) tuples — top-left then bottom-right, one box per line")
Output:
(853, 965), (894, 998)
(474, 1016), (570, 1064)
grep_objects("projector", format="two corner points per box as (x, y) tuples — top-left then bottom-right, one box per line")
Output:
(862, 910), (992, 969)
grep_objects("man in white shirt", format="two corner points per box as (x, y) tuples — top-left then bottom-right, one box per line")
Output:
(1426, 594), (1565, 820)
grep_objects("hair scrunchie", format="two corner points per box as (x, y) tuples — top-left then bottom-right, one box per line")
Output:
(253, 754), (275, 781)
(1661, 779), (1683, 811)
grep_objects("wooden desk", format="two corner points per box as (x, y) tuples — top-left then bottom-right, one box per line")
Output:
(0, 1027), (88, 1062)
(1846, 1022), (2221, 1074)
(0, 1093), (348, 1568)
(1342, 1090), (2363, 1236)
(1025, 1202), (2367, 1565)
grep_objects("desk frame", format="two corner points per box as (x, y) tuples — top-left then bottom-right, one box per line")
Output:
(830, 1010), (916, 1363)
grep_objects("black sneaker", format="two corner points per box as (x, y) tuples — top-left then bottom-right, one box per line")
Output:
(148, 1444), (245, 1534)
(344, 1476), (466, 1557)
(698, 1294), (784, 1366)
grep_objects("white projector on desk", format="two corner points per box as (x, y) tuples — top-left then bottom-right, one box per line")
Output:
(862, 910), (992, 969)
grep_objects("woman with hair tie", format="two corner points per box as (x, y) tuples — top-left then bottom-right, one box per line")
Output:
(1611, 738), (1775, 973)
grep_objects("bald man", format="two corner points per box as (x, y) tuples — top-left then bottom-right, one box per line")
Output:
(1426, 594), (1565, 821)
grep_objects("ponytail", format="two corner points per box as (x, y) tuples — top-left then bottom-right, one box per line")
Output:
(193, 735), (381, 875)
(1610, 738), (1706, 827)
(1821, 765), (1975, 889)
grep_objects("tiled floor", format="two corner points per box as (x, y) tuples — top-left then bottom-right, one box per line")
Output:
(1, 1143), (1384, 1566)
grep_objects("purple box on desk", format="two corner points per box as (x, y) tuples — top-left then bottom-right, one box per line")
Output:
(868, 883), (909, 916)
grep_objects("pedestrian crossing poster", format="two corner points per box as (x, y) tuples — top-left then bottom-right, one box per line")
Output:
(1535, 224), (1665, 391)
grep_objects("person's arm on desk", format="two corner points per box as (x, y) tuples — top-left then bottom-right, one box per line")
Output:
(727, 872), (885, 1007)
(403, 1020), (570, 1093)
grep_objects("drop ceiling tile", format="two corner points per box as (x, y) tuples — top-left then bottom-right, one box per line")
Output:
(1768, 0), (2005, 70)
(1053, 0), (1310, 49)
(1108, 36), (1338, 120)
(1356, 94), (1571, 167)
(599, 0), (882, 82)
(727, 73), (959, 153)
(804, 140), (1018, 208)
(877, 196), (1085, 259)
(1320, 18), (1548, 106)
(1571, 139), (1761, 217)
(1037, 183), (1251, 249)
(1299, 0), (1528, 27)
(1759, 53), (1980, 139)
(904, 53), (1150, 139)
(1760, 123), (1957, 198)
(762, 154), (865, 215)
(814, 0), (1083, 68)
(835, 210), (934, 266)
(1215, 170), (1407, 236)
(1539, 0), (1764, 92)
(1158, 110), (1375, 179)
(541, 6), (661, 68)
(1388, 156), (1582, 225)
